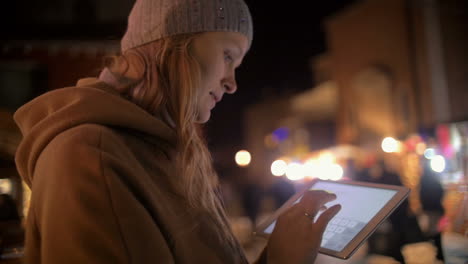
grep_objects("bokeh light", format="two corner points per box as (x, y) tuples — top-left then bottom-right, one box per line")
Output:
(318, 152), (335, 164)
(415, 142), (427, 155)
(272, 127), (289, 142)
(0, 179), (12, 194)
(285, 162), (304, 181)
(303, 159), (319, 179)
(430, 155), (445, 173)
(329, 164), (344, 181)
(235, 150), (251, 167)
(271, 159), (287, 176)
(317, 166), (330, 180)
(264, 134), (279, 149)
(424, 148), (436, 159)
(381, 137), (399, 153)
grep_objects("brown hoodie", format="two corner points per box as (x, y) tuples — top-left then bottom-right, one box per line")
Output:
(14, 77), (248, 264)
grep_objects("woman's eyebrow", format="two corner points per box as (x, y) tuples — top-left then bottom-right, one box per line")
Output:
(227, 39), (244, 57)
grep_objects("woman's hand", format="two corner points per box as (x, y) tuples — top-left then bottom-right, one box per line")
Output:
(266, 190), (341, 264)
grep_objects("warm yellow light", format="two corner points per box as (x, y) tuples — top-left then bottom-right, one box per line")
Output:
(271, 159), (287, 176)
(285, 162), (304, 181)
(264, 134), (279, 149)
(303, 159), (319, 179)
(0, 179), (12, 194)
(318, 152), (335, 164)
(317, 164), (330, 180)
(305, 159), (344, 181)
(415, 142), (426, 155)
(382, 137), (399, 153)
(235, 150), (251, 167)
(329, 164), (344, 181)
(430, 155), (445, 173)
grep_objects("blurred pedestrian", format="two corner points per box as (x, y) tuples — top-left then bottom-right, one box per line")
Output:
(419, 158), (446, 262)
(14, 0), (341, 263)
(358, 159), (425, 263)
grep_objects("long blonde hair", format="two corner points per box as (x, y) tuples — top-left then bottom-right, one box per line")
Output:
(107, 34), (238, 246)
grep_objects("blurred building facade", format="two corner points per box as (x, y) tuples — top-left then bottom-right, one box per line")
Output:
(324, 0), (467, 149)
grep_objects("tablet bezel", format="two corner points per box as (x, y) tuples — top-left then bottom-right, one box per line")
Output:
(254, 179), (410, 260)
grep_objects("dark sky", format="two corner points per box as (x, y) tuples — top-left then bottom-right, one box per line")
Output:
(206, 1), (356, 150)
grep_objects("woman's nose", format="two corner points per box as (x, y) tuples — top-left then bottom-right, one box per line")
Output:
(222, 75), (237, 94)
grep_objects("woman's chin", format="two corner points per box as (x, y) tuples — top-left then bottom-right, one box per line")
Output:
(195, 111), (211, 124)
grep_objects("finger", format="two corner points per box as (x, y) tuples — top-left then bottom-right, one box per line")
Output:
(303, 190), (337, 206)
(315, 204), (341, 230)
(278, 202), (307, 224)
(293, 203), (315, 221)
(300, 190), (337, 216)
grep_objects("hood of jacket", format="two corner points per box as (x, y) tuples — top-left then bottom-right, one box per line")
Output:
(14, 77), (176, 187)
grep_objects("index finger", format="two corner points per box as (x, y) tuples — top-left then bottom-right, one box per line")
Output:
(299, 190), (337, 216)
(315, 204), (342, 230)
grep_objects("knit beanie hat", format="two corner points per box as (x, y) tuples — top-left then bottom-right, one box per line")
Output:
(121, 0), (253, 52)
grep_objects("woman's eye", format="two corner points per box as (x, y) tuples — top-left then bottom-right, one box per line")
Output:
(224, 52), (233, 62)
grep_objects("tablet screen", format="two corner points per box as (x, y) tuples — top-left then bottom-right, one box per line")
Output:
(311, 181), (397, 251)
(258, 180), (409, 259)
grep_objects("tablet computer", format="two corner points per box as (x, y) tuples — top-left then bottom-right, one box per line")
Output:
(254, 179), (410, 260)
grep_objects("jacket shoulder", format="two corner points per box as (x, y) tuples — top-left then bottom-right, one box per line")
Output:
(35, 124), (128, 181)
(47, 124), (127, 156)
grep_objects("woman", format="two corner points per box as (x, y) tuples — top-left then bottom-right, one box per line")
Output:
(14, 0), (340, 263)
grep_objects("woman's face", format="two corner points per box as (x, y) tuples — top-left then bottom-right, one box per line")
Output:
(190, 31), (249, 123)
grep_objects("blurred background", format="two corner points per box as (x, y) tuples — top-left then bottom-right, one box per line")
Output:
(0, 0), (467, 263)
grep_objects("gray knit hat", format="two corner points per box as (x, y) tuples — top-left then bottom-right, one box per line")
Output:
(121, 0), (253, 52)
